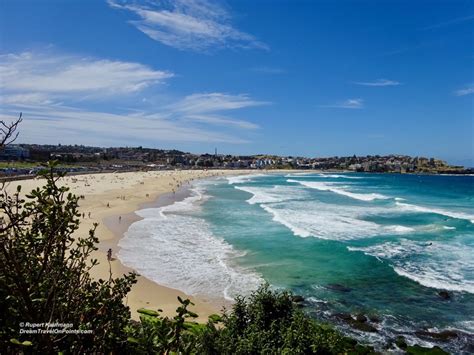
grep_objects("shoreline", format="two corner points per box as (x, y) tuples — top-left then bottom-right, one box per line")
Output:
(92, 171), (246, 321)
(101, 183), (231, 321)
(6, 169), (256, 321)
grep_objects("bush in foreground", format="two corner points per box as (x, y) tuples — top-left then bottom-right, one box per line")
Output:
(126, 285), (375, 354)
(0, 163), (137, 353)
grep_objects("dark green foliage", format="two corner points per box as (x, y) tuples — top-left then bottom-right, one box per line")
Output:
(125, 296), (206, 354)
(127, 285), (375, 354)
(0, 162), (137, 353)
(197, 284), (375, 354)
(406, 345), (449, 355)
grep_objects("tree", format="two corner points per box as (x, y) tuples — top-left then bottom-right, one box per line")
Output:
(0, 162), (137, 353)
(0, 113), (22, 149)
(125, 285), (375, 355)
(196, 285), (374, 354)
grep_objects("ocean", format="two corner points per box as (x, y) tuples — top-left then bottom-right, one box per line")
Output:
(118, 172), (474, 352)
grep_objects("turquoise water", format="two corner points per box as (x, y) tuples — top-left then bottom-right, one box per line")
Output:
(118, 172), (473, 351)
(199, 173), (474, 351)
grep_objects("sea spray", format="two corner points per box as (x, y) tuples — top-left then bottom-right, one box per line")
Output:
(117, 187), (263, 301)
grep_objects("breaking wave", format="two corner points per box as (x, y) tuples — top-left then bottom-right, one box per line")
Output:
(118, 187), (263, 301)
(287, 179), (389, 201)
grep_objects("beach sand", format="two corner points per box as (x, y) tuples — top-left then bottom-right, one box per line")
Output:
(5, 169), (254, 321)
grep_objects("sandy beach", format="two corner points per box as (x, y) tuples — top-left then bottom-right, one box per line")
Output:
(5, 169), (255, 321)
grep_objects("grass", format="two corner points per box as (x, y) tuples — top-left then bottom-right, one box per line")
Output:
(0, 161), (78, 169)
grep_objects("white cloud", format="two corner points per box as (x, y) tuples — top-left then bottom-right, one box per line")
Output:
(172, 93), (268, 113)
(321, 98), (364, 109)
(0, 51), (173, 101)
(0, 93), (54, 106)
(0, 105), (249, 146)
(454, 84), (474, 96)
(183, 114), (259, 129)
(0, 50), (265, 145)
(354, 79), (401, 87)
(107, 0), (268, 51)
(168, 93), (267, 129)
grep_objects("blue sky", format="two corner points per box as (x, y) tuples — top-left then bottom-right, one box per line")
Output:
(0, 0), (472, 165)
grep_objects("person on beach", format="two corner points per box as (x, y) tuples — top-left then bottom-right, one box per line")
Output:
(119, 216), (122, 223)
(107, 248), (112, 261)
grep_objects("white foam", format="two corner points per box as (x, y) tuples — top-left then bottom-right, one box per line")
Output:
(118, 188), (262, 301)
(234, 181), (420, 241)
(234, 185), (306, 205)
(287, 179), (389, 201)
(284, 172), (315, 178)
(227, 173), (266, 185)
(386, 225), (415, 233)
(261, 204), (312, 238)
(348, 239), (474, 293)
(317, 174), (363, 179)
(396, 201), (474, 223)
(284, 173), (363, 179)
(258, 200), (413, 240)
(454, 320), (474, 333)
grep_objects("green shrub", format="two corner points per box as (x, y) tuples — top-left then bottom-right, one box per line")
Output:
(125, 296), (206, 354)
(196, 285), (375, 354)
(0, 162), (137, 353)
(127, 285), (375, 354)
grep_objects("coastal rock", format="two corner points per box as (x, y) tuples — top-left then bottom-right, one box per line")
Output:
(415, 330), (458, 342)
(368, 315), (381, 323)
(438, 290), (451, 300)
(333, 313), (378, 333)
(291, 295), (305, 303)
(350, 322), (378, 333)
(354, 314), (367, 323)
(326, 283), (352, 293)
(333, 312), (352, 321)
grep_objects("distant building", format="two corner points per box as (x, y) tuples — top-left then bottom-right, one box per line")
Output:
(0, 145), (30, 160)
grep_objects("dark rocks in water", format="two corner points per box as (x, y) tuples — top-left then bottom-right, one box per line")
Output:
(291, 295), (305, 307)
(291, 295), (305, 303)
(333, 312), (378, 333)
(438, 290), (451, 300)
(354, 313), (367, 323)
(350, 321), (378, 333)
(395, 336), (408, 349)
(333, 312), (352, 321)
(415, 330), (458, 342)
(326, 283), (352, 293)
(368, 315), (381, 323)
(406, 344), (448, 355)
